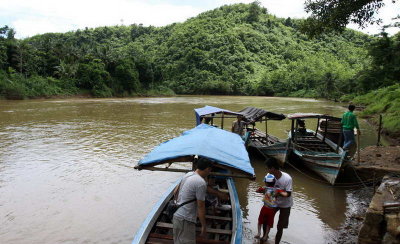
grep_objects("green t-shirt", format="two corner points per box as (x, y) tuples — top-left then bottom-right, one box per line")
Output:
(341, 111), (359, 130)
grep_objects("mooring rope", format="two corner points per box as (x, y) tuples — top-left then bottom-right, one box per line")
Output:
(284, 160), (377, 187)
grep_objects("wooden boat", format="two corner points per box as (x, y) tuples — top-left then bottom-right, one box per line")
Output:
(194, 106), (287, 165)
(132, 124), (255, 244)
(318, 119), (343, 146)
(238, 107), (286, 165)
(287, 113), (347, 185)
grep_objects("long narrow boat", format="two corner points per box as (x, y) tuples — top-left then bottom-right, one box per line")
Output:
(287, 113), (347, 185)
(194, 106), (287, 165)
(132, 124), (255, 244)
(238, 107), (286, 165)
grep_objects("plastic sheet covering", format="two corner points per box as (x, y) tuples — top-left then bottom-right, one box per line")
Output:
(194, 105), (240, 126)
(238, 107), (286, 123)
(137, 124), (255, 177)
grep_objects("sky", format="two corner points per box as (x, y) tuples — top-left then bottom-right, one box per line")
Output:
(0, 0), (398, 38)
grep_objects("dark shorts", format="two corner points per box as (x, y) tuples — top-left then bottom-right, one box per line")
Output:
(258, 206), (277, 228)
(276, 207), (291, 229)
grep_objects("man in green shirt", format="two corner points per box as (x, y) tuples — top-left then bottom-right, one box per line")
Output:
(342, 104), (361, 150)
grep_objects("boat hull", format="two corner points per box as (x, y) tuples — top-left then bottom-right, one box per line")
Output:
(256, 142), (287, 166)
(132, 177), (242, 244)
(288, 130), (346, 185)
(291, 150), (346, 185)
(247, 128), (287, 165)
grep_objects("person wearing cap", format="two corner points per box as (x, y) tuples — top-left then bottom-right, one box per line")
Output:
(266, 157), (293, 244)
(255, 173), (287, 241)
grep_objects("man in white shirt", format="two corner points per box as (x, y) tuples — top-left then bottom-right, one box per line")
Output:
(266, 158), (293, 244)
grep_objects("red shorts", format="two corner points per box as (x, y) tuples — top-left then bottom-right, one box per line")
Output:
(258, 206), (277, 227)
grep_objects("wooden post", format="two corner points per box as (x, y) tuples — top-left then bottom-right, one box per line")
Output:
(357, 132), (361, 164)
(377, 114), (382, 146)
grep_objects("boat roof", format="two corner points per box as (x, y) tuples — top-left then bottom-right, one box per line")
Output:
(195, 105), (240, 125)
(287, 113), (341, 121)
(238, 107), (286, 123)
(136, 124), (255, 178)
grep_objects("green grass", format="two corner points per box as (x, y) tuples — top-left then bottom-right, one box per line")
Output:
(352, 84), (400, 134)
(0, 71), (79, 99)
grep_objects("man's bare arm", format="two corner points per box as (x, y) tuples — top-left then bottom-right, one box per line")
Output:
(197, 200), (207, 236)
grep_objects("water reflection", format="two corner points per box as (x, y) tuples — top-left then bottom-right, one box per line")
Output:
(237, 156), (346, 243)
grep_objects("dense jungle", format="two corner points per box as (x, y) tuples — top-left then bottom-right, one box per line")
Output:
(0, 3), (399, 134)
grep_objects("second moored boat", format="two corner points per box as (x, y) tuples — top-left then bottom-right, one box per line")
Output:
(286, 113), (347, 185)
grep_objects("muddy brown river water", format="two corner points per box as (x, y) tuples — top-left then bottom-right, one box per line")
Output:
(0, 96), (380, 244)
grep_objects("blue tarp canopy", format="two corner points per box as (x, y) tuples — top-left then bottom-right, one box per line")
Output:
(194, 105), (240, 126)
(137, 124), (255, 177)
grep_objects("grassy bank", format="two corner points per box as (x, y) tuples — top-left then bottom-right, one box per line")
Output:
(342, 84), (400, 138)
(0, 71), (175, 100)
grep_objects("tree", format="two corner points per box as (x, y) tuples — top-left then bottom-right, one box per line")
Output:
(301, 0), (398, 36)
(114, 58), (140, 92)
(247, 1), (262, 23)
(0, 26), (10, 69)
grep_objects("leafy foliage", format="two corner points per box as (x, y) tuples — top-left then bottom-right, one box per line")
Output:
(301, 0), (396, 37)
(0, 3), (396, 101)
(352, 84), (400, 134)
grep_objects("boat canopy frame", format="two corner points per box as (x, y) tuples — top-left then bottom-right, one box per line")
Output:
(287, 113), (342, 153)
(135, 124), (256, 179)
(238, 107), (286, 142)
(194, 105), (241, 129)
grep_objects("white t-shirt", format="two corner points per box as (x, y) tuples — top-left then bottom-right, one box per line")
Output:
(274, 171), (293, 208)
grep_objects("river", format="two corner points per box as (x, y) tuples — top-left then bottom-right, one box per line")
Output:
(0, 96), (379, 244)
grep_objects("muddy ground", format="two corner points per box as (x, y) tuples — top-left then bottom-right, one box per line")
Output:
(354, 145), (400, 169)
(329, 145), (400, 244)
(328, 187), (374, 244)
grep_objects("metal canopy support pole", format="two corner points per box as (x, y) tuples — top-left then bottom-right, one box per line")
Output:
(336, 124), (342, 153)
(291, 120), (295, 142)
(323, 119), (328, 142)
(265, 116), (268, 141)
(294, 120), (299, 144)
(221, 112), (224, 129)
(315, 118), (320, 137)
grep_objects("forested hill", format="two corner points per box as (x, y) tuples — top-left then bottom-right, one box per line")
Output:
(0, 3), (383, 99)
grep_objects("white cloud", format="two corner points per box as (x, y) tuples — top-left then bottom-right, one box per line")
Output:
(1, 0), (201, 38)
(1, 0), (398, 38)
(261, 0), (308, 18)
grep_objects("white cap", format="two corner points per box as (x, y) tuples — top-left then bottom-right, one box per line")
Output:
(264, 173), (275, 183)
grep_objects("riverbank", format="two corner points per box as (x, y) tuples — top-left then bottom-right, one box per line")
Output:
(344, 84), (400, 145)
(330, 187), (374, 244)
(329, 145), (400, 244)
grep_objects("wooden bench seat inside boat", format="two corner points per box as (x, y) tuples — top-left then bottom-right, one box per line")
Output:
(155, 222), (232, 235)
(148, 233), (230, 244)
(205, 215), (232, 221)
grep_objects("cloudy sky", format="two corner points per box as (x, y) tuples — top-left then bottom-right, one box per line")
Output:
(1, 0), (398, 38)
